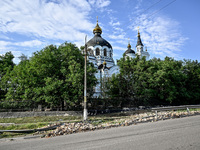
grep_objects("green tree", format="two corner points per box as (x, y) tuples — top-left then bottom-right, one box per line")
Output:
(146, 57), (184, 105)
(107, 56), (200, 106)
(3, 42), (97, 110)
(107, 56), (140, 107)
(0, 52), (15, 100)
(18, 54), (28, 62)
(130, 57), (186, 105)
(180, 59), (200, 104)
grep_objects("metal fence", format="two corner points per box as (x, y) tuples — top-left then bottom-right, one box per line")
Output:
(151, 105), (200, 111)
(87, 104), (200, 116)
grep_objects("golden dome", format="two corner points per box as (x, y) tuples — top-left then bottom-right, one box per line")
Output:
(103, 60), (106, 65)
(127, 43), (131, 48)
(93, 23), (102, 34)
(127, 38), (131, 48)
(125, 42), (135, 55)
(93, 16), (102, 34)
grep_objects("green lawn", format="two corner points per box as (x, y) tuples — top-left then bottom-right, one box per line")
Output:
(0, 115), (81, 124)
(0, 115), (81, 138)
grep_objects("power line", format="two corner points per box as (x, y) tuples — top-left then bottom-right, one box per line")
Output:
(117, 0), (163, 33)
(142, 0), (163, 13)
(126, 0), (177, 33)
(144, 0), (176, 21)
(129, 0), (163, 23)
(111, 0), (177, 43)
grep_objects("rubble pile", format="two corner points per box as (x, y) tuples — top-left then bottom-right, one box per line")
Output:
(42, 110), (200, 138)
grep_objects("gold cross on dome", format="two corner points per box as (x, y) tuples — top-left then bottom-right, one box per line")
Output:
(128, 38), (130, 44)
(137, 26), (139, 32)
(97, 16), (98, 23)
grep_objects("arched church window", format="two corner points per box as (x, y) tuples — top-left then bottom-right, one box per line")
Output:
(110, 52), (112, 57)
(104, 49), (107, 56)
(96, 48), (100, 56)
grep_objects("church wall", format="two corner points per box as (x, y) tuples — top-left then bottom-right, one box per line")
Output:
(109, 65), (120, 75)
(125, 53), (136, 59)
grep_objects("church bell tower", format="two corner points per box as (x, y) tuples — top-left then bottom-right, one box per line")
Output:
(136, 27), (144, 54)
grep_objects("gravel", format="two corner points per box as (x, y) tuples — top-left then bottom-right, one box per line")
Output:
(41, 110), (200, 138)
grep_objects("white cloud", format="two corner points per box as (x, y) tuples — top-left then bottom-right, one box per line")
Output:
(108, 34), (125, 40)
(15, 40), (43, 47)
(0, 39), (44, 64)
(0, 0), (114, 63)
(0, 0), (93, 42)
(88, 0), (111, 13)
(113, 27), (124, 33)
(0, 40), (43, 48)
(0, 0), (112, 61)
(0, 41), (9, 47)
(113, 22), (120, 26)
(131, 14), (188, 59)
(109, 39), (129, 46)
(88, 0), (95, 5)
(91, 0), (111, 8)
(0, 43), (22, 64)
(109, 20), (120, 26)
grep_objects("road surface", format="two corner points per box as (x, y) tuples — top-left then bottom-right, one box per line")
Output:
(0, 115), (200, 150)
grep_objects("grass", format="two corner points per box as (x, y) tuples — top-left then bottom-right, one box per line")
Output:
(0, 116), (81, 139)
(0, 122), (49, 139)
(176, 108), (200, 112)
(0, 115), (81, 124)
(0, 122), (49, 130)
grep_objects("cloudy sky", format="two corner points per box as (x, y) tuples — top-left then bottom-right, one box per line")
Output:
(0, 0), (199, 63)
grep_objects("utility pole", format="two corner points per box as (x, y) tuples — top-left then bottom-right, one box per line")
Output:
(83, 35), (87, 121)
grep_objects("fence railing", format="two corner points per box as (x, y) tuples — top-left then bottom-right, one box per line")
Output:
(88, 104), (200, 116)
(151, 105), (200, 111)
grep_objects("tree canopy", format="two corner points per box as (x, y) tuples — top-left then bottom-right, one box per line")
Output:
(107, 56), (200, 106)
(0, 52), (15, 100)
(1, 42), (97, 110)
(1, 45), (200, 109)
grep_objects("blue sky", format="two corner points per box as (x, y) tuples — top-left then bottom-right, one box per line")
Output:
(0, 0), (200, 64)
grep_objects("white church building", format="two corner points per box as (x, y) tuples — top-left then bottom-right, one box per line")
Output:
(86, 20), (150, 98)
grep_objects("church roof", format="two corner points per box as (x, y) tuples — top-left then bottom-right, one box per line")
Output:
(86, 34), (112, 48)
(86, 19), (112, 49)
(136, 30), (143, 47)
(124, 43), (135, 54)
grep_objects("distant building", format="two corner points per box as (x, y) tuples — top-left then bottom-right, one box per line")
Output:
(86, 20), (150, 98)
(124, 28), (150, 60)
